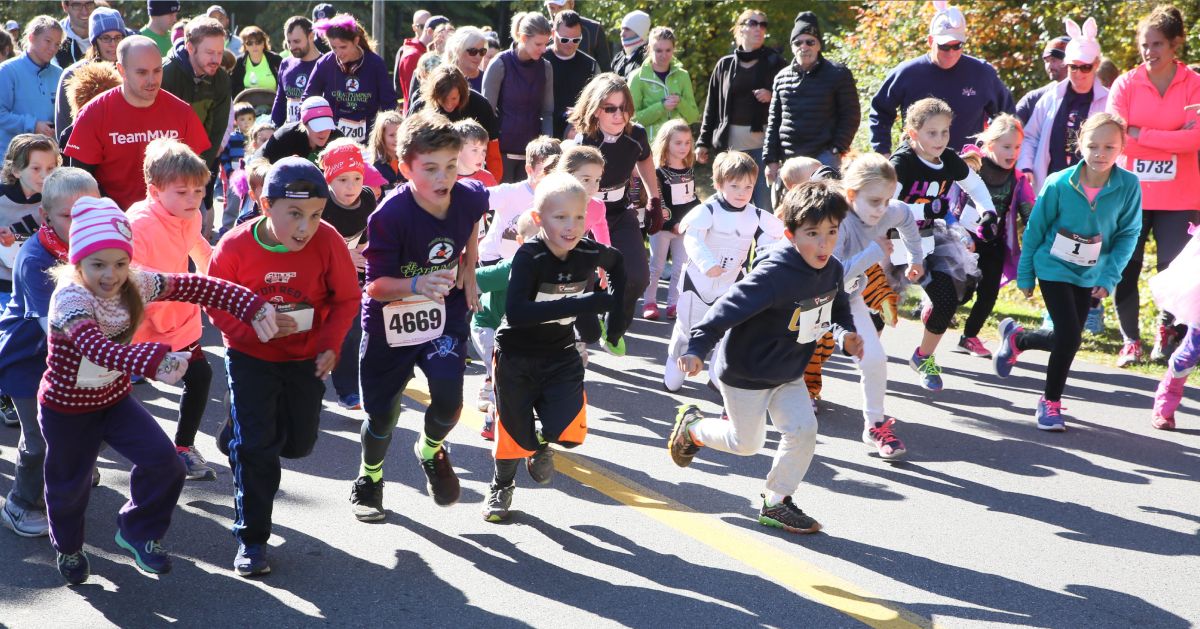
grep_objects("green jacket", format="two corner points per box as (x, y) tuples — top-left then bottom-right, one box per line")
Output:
(472, 258), (513, 331)
(629, 58), (700, 144)
(161, 40), (231, 166)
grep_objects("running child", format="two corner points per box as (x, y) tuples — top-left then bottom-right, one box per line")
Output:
(662, 151), (784, 392)
(994, 113), (1142, 430)
(669, 181), (863, 534)
(890, 97), (998, 391)
(953, 114), (1036, 358)
(1149, 224), (1200, 430)
(0, 168), (97, 539)
(127, 138), (219, 481)
(232, 158), (272, 226)
(485, 173), (627, 522)
(644, 119), (699, 321)
(41, 196), (277, 585)
(217, 101), (256, 231)
(778, 156), (822, 191)
(351, 110), (488, 521)
(554, 145), (613, 248)
(1, 135), (60, 300)
(454, 119), (499, 188)
(367, 110), (404, 192)
(208, 157), (359, 576)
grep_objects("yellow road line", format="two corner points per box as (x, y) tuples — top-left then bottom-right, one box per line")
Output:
(402, 384), (932, 629)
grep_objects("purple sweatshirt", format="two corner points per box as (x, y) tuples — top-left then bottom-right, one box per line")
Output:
(271, 56), (319, 127)
(302, 50), (397, 143)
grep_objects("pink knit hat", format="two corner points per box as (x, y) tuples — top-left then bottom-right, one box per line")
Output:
(68, 196), (133, 264)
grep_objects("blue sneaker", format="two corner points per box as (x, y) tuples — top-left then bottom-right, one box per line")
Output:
(1084, 304), (1105, 334)
(114, 529), (172, 574)
(908, 349), (943, 391)
(337, 393), (362, 410)
(1035, 397), (1067, 432)
(993, 318), (1023, 378)
(234, 543), (271, 577)
(57, 551), (90, 585)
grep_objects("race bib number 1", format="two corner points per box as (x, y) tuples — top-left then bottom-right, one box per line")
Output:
(1130, 156), (1177, 182)
(790, 289), (837, 345)
(337, 118), (367, 141)
(1050, 229), (1101, 266)
(669, 180), (696, 204)
(383, 297), (446, 347)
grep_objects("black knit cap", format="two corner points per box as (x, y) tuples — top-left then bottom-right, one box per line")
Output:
(791, 11), (822, 46)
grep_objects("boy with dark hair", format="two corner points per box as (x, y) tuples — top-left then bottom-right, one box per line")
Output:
(669, 181), (863, 535)
(351, 110), (487, 521)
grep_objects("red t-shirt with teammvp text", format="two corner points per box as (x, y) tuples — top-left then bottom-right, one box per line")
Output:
(65, 87), (210, 210)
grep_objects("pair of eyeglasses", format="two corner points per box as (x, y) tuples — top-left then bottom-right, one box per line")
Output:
(97, 34), (124, 45)
(741, 19), (768, 29)
(558, 36), (582, 45)
(793, 37), (819, 48)
(1067, 63), (1095, 73)
(599, 104), (626, 115)
(464, 47), (487, 57)
(937, 42), (964, 51)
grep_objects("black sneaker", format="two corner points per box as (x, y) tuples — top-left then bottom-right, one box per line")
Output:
(57, 551), (90, 585)
(234, 543), (270, 577)
(413, 441), (460, 506)
(91, 467), (100, 487)
(526, 446), (555, 485)
(350, 476), (385, 522)
(114, 529), (172, 574)
(1, 395), (17, 427)
(668, 405), (704, 467)
(482, 482), (515, 523)
(758, 496), (821, 534)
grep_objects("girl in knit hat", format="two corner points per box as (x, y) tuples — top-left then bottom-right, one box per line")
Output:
(39, 196), (278, 585)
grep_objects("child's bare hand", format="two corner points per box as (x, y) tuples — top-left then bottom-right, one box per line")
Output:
(251, 303), (279, 342)
(705, 266), (724, 278)
(457, 264), (480, 311)
(314, 350), (337, 380)
(1091, 286), (1109, 299)
(877, 237), (894, 257)
(272, 313), (298, 338)
(678, 354), (703, 376)
(1020, 286), (1034, 299)
(906, 262), (925, 282)
(0, 227), (15, 247)
(843, 333), (864, 360)
(417, 269), (457, 303)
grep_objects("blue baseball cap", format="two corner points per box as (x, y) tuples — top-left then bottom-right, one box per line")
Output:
(312, 3), (336, 22)
(265, 157), (329, 200)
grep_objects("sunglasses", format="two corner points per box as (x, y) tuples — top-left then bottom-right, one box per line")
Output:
(558, 36), (583, 45)
(464, 47), (487, 57)
(741, 19), (768, 29)
(599, 104), (626, 115)
(937, 42), (964, 51)
(1067, 63), (1095, 73)
(792, 37), (819, 48)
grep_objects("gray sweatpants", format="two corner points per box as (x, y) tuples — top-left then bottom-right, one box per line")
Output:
(7, 396), (45, 511)
(691, 377), (817, 498)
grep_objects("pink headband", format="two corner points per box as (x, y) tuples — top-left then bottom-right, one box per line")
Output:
(314, 14), (357, 39)
(323, 144), (365, 182)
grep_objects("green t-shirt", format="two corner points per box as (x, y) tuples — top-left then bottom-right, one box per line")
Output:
(140, 26), (172, 57)
(243, 55), (277, 92)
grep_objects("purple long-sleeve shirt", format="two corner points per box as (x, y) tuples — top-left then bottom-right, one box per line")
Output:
(302, 50), (397, 143)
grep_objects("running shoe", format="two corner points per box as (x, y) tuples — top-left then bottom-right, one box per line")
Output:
(476, 379), (493, 412)
(234, 543), (270, 577)
(0, 395), (17, 427)
(414, 441), (460, 506)
(2, 498), (48, 537)
(1151, 325), (1182, 363)
(350, 476), (385, 522)
(337, 393), (362, 410)
(483, 482), (515, 523)
(526, 445), (555, 484)
(92, 467), (100, 487)
(1152, 375), (1186, 431)
(993, 317), (1023, 378)
(1084, 303), (1105, 334)
(115, 529), (172, 574)
(177, 446), (216, 481)
(863, 418), (907, 461)
(599, 318), (626, 356)
(1116, 340), (1142, 368)
(757, 495), (821, 534)
(908, 349), (943, 391)
(57, 551), (90, 585)
(480, 404), (496, 441)
(1035, 397), (1066, 432)
(955, 335), (992, 358)
(668, 405), (704, 467)
(665, 304), (677, 319)
(663, 357), (685, 392)
(643, 302), (660, 320)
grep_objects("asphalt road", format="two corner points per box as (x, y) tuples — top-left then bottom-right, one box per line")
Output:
(2, 305), (1198, 628)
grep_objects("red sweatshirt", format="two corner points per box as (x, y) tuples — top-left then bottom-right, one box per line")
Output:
(207, 218), (360, 362)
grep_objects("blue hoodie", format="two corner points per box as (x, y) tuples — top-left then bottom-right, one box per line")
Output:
(0, 53), (62, 154)
(1017, 162), (1142, 295)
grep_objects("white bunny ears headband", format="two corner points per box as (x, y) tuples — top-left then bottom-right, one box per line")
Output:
(1064, 17), (1101, 64)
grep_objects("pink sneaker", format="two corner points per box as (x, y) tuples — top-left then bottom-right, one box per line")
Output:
(1117, 340), (1142, 368)
(643, 303), (660, 320)
(665, 304), (677, 319)
(1152, 375), (1186, 430)
(956, 335), (992, 358)
(863, 418), (906, 460)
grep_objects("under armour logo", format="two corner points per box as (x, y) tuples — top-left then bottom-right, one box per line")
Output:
(556, 272), (572, 282)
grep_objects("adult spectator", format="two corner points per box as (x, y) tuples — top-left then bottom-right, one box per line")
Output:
(1018, 20), (1108, 194)
(4, 22), (19, 46)
(140, 0), (179, 57)
(54, 0), (95, 69)
(63, 36), (209, 209)
(546, 10), (598, 139)
(409, 26), (488, 102)
(1097, 56), (1119, 89)
(270, 16), (321, 127)
(482, 11), (553, 182)
(1015, 36), (1069, 126)
(482, 30), (501, 72)
(1106, 5), (1200, 365)
(54, 7), (125, 136)
(545, 0), (610, 75)
(0, 30), (14, 63)
(395, 14), (447, 107)
(161, 16), (230, 169)
(869, 3), (1014, 155)
(206, 5), (241, 57)
(411, 64), (499, 141)
(764, 11), (859, 186)
(303, 13), (396, 143)
(630, 27), (699, 148)
(309, 3), (333, 54)
(259, 95), (342, 163)
(611, 10), (649, 79)
(58, 60), (122, 149)
(231, 25), (281, 93)
(0, 16), (64, 154)
(695, 8), (785, 210)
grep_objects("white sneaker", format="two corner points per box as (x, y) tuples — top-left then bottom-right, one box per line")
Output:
(476, 379), (493, 412)
(2, 498), (49, 537)
(663, 357), (685, 392)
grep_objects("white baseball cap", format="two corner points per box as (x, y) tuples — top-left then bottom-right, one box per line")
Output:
(929, 5), (968, 45)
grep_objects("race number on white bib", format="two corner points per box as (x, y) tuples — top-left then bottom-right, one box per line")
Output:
(1129, 156), (1177, 182)
(76, 357), (121, 389)
(276, 303), (314, 333)
(337, 118), (367, 141)
(889, 227), (934, 266)
(596, 186), (626, 203)
(790, 289), (837, 345)
(1050, 229), (1101, 266)
(286, 98), (301, 122)
(383, 297), (446, 347)
(669, 180), (696, 204)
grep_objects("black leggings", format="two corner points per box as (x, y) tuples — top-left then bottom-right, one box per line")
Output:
(922, 270), (959, 336)
(1115, 209), (1199, 340)
(360, 376), (463, 468)
(962, 238), (1005, 338)
(175, 348), (213, 448)
(1015, 280), (1091, 401)
(607, 207), (650, 326)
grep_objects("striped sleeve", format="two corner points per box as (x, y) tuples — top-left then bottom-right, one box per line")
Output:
(152, 273), (266, 324)
(61, 317), (171, 378)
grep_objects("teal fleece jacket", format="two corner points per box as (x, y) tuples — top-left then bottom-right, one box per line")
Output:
(1017, 162), (1142, 295)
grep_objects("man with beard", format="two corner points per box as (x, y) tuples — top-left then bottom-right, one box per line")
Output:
(271, 16), (323, 127)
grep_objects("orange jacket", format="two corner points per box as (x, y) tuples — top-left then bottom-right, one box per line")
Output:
(128, 197), (212, 349)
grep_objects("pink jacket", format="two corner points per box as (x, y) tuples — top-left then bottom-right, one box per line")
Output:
(1106, 61), (1200, 211)
(127, 198), (213, 349)
(586, 198), (611, 246)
